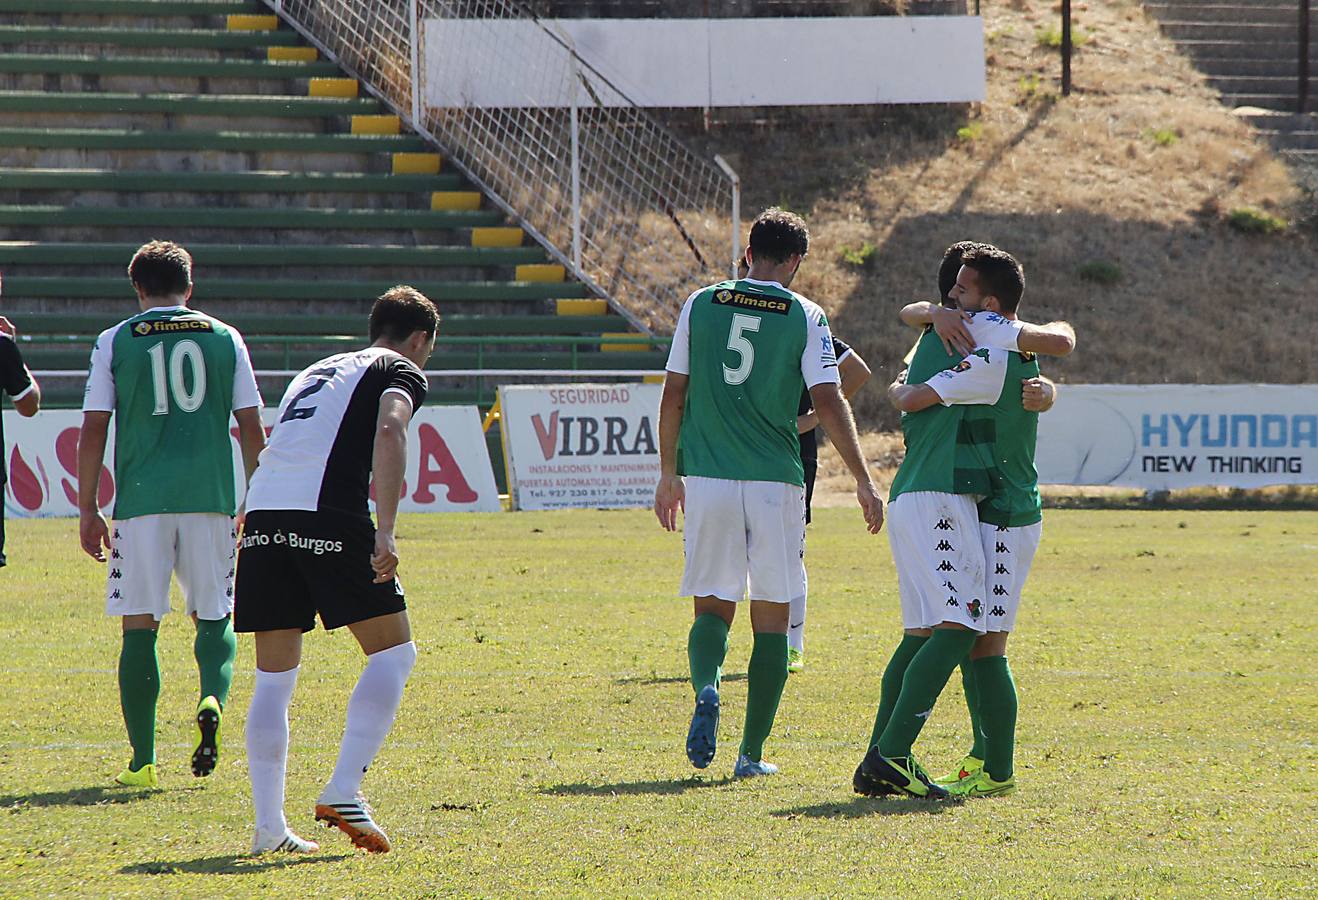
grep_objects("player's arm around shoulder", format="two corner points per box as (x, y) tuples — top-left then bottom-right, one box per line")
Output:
(370, 391), (414, 584)
(1022, 375), (1058, 413)
(1016, 320), (1076, 357)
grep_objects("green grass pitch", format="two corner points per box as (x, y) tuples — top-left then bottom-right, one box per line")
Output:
(0, 509), (1313, 897)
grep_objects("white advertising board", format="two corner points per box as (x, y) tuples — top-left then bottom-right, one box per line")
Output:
(499, 383), (661, 510)
(1037, 385), (1318, 490)
(2, 406), (501, 518)
(423, 16), (985, 108)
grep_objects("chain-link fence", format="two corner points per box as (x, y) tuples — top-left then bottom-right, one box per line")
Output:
(265, 0), (740, 331)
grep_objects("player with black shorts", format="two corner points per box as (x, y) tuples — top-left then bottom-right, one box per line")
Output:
(235, 286), (437, 855)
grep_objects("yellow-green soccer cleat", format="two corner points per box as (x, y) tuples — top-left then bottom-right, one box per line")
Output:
(949, 769), (1017, 798)
(935, 754), (984, 787)
(114, 763), (158, 788)
(191, 695), (222, 778)
(787, 647), (804, 674)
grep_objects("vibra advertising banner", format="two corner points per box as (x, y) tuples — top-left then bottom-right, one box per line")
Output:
(1036, 384), (1318, 490)
(499, 383), (661, 510)
(2, 406), (501, 518)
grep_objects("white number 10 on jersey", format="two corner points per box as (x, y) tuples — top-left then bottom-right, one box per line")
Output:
(147, 339), (207, 415)
(722, 313), (761, 386)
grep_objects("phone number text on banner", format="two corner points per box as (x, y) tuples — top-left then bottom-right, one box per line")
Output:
(499, 383), (661, 510)
(1036, 384), (1318, 490)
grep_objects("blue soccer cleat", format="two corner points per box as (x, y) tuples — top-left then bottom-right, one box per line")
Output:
(733, 755), (779, 779)
(685, 684), (720, 769)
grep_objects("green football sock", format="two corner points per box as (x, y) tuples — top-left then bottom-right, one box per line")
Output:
(687, 613), (729, 695)
(877, 628), (978, 760)
(739, 632), (788, 762)
(194, 615), (237, 708)
(961, 655), (987, 760)
(974, 655), (1018, 781)
(119, 628), (160, 771)
(869, 634), (928, 748)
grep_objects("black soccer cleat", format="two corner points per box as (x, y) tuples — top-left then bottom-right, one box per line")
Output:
(853, 745), (950, 800)
(191, 695), (222, 778)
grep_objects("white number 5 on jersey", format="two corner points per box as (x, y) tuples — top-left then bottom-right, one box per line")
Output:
(722, 313), (761, 386)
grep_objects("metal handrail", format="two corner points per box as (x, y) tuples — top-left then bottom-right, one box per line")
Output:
(1301, 0), (1312, 114)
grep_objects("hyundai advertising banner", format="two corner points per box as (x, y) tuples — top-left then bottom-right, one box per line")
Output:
(498, 384), (661, 511)
(1036, 385), (1318, 490)
(2, 406), (501, 518)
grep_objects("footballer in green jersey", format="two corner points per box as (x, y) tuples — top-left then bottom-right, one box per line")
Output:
(78, 241), (267, 789)
(656, 208), (883, 779)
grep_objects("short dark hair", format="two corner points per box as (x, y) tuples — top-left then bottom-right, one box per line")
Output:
(128, 240), (192, 299)
(938, 240), (992, 302)
(369, 285), (439, 343)
(960, 245), (1025, 313)
(748, 208), (809, 265)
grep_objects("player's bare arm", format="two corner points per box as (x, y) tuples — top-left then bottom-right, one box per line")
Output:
(798, 349), (871, 433)
(370, 392), (412, 584)
(234, 406), (265, 483)
(77, 411), (112, 561)
(901, 301), (975, 356)
(654, 371), (687, 532)
(809, 382), (883, 533)
(1022, 375), (1057, 413)
(887, 372), (943, 414)
(1016, 321), (1075, 357)
(12, 377), (39, 417)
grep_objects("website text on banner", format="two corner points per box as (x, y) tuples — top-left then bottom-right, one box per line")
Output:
(499, 384), (660, 511)
(2, 407), (501, 518)
(1037, 385), (1318, 490)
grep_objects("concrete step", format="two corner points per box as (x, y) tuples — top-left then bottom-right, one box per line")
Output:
(1207, 74), (1308, 94)
(1145, 3), (1312, 26)
(1171, 39), (1318, 61)
(1159, 21), (1300, 42)
(1220, 93), (1306, 109)
(1234, 109), (1318, 130)
(1194, 57), (1301, 76)
(1260, 128), (1318, 149)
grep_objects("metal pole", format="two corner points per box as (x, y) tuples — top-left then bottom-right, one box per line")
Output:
(408, 0), (421, 128)
(1061, 0), (1072, 97)
(1300, 0), (1311, 114)
(570, 56), (583, 276)
(714, 155), (740, 278)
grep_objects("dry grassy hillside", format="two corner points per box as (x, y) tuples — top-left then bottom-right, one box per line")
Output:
(687, 0), (1314, 431)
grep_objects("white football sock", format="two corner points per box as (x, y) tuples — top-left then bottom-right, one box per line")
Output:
(326, 641), (417, 799)
(246, 666), (299, 836)
(788, 593), (807, 654)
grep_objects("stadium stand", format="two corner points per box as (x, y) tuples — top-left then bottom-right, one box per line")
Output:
(0, 0), (668, 414)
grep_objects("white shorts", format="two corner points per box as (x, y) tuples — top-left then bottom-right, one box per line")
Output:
(981, 520), (1042, 633)
(680, 476), (806, 604)
(887, 492), (988, 632)
(105, 513), (237, 621)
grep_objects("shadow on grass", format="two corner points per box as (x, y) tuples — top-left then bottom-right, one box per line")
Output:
(121, 853), (352, 876)
(772, 797), (960, 819)
(540, 775), (735, 797)
(0, 785), (166, 809)
(614, 673), (746, 686)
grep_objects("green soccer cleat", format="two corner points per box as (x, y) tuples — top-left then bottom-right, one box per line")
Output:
(787, 647), (804, 674)
(948, 770), (1017, 799)
(935, 754), (984, 787)
(114, 763), (158, 788)
(191, 695), (222, 778)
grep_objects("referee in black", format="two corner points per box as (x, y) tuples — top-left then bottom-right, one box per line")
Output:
(0, 274), (43, 567)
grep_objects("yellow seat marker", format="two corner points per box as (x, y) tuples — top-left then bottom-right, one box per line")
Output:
(600, 332), (649, 353)
(268, 46), (318, 62)
(310, 78), (358, 98)
(393, 153), (441, 174)
(471, 227), (524, 248)
(351, 115), (401, 135)
(228, 14), (278, 31)
(556, 298), (607, 316)
(643, 374), (665, 384)
(516, 263), (565, 283)
(431, 192), (482, 211)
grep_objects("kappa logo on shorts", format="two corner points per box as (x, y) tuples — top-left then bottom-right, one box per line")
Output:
(110, 589), (122, 600)
(937, 560), (956, 572)
(942, 580), (958, 593)
(996, 542), (1010, 554)
(935, 540), (955, 552)
(111, 548), (121, 560)
(109, 569), (121, 580)
(934, 518), (954, 531)
(946, 596), (959, 607)
(990, 605), (1007, 617)
(995, 563), (1010, 575)
(996, 525), (1009, 532)
(993, 585), (1009, 596)
(967, 599), (983, 620)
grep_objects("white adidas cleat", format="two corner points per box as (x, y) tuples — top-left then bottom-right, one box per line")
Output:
(251, 827), (320, 855)
(315, 790), (391, 853)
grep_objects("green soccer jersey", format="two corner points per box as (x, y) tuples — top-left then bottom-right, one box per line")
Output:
(83, 306), (262, 519)
(666, 278), (839, 486)
(888, 313), (1024, 501)
(971, 350), (1043, 527)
